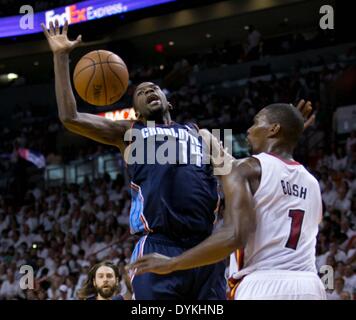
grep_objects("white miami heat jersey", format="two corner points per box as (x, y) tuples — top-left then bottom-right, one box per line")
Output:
(232, 152), (322, 280)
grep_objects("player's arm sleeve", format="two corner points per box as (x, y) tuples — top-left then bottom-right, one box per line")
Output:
(170, 158), (258, 270)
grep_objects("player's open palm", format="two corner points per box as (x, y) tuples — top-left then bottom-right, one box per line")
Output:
(295, 99), (315, 130)
(200, 129), (234, 175)
(41, 19), (82, 54)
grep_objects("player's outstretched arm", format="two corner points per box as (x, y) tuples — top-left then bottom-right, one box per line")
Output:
(41, 20), (130, 154)
(128, 158), (259, 275)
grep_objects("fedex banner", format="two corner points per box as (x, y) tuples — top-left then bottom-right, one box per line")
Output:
(0, 0), (175, 38)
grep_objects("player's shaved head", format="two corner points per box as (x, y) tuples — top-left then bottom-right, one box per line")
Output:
(135, 82), (155, 91)
(263, 103), (304, 147)
(134, 82), (151, 98)
(132, 82), (171, 122)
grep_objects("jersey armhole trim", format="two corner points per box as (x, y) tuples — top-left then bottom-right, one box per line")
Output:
(252, 155), (264, 198)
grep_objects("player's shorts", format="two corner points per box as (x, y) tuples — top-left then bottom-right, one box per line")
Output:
(234, 270), (327, 300)
(130, 233), (226, 300)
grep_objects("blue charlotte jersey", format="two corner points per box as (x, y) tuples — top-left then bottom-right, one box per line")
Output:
(126, 121), (219, 247)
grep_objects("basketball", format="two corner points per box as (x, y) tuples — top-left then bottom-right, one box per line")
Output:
(73, 50), (129, 106)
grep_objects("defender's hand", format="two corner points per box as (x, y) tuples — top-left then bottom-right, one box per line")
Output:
(127, 253), (176, 275)
(41, 20), (82, 54)
(296, 99), (316, 130)
(200, 129), (234, 175)
(200, 129), (222, 166)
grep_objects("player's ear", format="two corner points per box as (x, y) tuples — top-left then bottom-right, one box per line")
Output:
(268, 123), (281, 137)
(168, 102), (173, 110)
(133, 104), (141, 119)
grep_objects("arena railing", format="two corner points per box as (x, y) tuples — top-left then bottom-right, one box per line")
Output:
(45, 152), (126, 186)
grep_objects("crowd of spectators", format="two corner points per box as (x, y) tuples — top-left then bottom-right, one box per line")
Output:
(0, 173), (135, 300)
(312, 135), (356, 299)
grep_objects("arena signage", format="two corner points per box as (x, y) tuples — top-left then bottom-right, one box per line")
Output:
(0, 0), (176, 38)
(334, 104), (356, 134)
(98, 108), (136, 121)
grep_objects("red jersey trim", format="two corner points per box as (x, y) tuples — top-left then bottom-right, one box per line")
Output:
(267, 152), (301, 165)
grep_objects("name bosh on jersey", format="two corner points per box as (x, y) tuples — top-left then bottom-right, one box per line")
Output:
(45, 3), (128, 28)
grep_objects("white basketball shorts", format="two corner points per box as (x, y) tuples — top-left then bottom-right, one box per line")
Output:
(234, 270), (327, 300)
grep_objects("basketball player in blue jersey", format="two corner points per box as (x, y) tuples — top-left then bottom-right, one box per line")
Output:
(42, 20), (225, 299)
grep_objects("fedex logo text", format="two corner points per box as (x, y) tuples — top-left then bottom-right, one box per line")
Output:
(45, 3), (128, 28)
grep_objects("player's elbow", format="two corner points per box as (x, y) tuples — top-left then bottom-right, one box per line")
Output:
(59, 113), (81, 130)
(60, 119), (76, 133)
(60, 118), (73, 128)
(58, 107), (79, 125)
(59, 114), (77, 124)
(60, 118), (84, 137)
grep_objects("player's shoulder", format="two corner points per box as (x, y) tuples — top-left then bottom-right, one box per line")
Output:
(130, 120), (143, 128)
(181, 122), (199, 132)
(301, 167), (320, 188)
(233, 157), (261, 168)
(231, 157), (261, 179)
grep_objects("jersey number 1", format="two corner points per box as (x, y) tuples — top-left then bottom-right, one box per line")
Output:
(285, 209), (305, 250)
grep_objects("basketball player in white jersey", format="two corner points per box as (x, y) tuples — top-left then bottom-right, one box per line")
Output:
(129, 103), (326, 300)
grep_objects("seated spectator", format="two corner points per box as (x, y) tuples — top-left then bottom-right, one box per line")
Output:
(346, 131), (356, 154)
(47, 278), (61, 300)
(245, 25), (262, 61)
(340, 291), (352, 300)
(332, 147), (348, 171)
(58, 284), (69, 300)
(333, 182), (352, 214)
(335, 261), (346, 278)
(322, 181), (337, 212)
(328, 242), (347, 263)
(77, 261), (131, 300)
(346, 237), (356, 266)
(326, 277), (345, 300)
(343, 264), (356, 295)
(0, 269), (24, 300)
(65, 277), (76, 300)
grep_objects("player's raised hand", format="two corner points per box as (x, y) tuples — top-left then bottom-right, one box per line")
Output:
(41, 19), (82, 54)
(127, 253), (176, 275)
(199, 129), (235, 175)
(295, 99), (316, 131)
